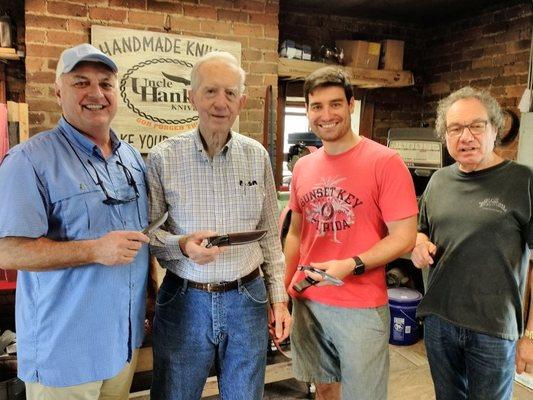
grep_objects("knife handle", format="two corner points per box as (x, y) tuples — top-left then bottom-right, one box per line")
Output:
(206, 235), (229, 248)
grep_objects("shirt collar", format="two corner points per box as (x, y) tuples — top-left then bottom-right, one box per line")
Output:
(193, 128), (233, 159)
(58, 117), (121, 159)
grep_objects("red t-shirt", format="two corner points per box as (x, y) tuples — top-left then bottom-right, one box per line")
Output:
(288, 137), (418, 308)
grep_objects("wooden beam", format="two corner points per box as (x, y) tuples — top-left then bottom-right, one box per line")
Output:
(278, 58), (414, 89)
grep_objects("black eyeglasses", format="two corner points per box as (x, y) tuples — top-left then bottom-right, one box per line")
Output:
(60, 130), (140, 206)
(87, 159), (140, 205)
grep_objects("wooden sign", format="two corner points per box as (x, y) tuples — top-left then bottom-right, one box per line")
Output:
(91, 26), (241, 153)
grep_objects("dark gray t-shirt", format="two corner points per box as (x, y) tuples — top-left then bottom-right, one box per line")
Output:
(417, 160), (533, 340)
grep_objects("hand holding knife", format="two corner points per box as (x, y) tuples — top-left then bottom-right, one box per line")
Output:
(293, 265), (344, 293)
(142, 212), (169, 235)
(205, 230), (267, 248)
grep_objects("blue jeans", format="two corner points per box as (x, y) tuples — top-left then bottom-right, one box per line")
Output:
(424, 314), (516, 400)
(150, 273), (269, 400)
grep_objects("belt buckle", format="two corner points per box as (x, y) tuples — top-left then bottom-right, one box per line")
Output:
(206, 283), (214, 292)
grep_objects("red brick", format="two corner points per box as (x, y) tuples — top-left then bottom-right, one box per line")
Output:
(47, 1), (87, 17)
(264, 24), (278, 39)
(25, 28), (46, 44)
(471, 57), (493, 69)
(234, 0), (265, 12)
(249, 61), (276, 74)
(217, 9), (249, 23)
(199, 20), (232, 34)
(244, 98), (262, 108)
(248, 38), (276, 51)
(89, 7), (127, 22)
(507, 39), (530, 53)
(128, 10), (166, 26)
(66, 20), (91, 33)
(491, 75), (517, 87)
(147, 1), (182, 13)
(28, 99), (62, 113)
(218, 35), (248, 47)
(27, 71), (57, 84)
(61, 0), (106, 4)
(505, 85), (526, 98)
(201, 0), (234, 7)
(233, 23), (262, 37)
(183, 4), (217, 20)
(249, 12), (277, 26)
(169, 16), (201, 32)
(242, 48), (262, 62)
(26, 43), (65, 58)
(26, 14), (68, 30)
(25, 56), (47, 71)
(263, 74), (277, 87)
(109, 0), (146, 9)
(263, 50), (278, 63)
(25, 0), (47, 13)
(47, 31), (87, 46)
(482, 44), (506, 56)
(425, 82), (450, 96)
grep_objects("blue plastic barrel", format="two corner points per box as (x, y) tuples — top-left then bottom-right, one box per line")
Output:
(388, 287), (423, 346)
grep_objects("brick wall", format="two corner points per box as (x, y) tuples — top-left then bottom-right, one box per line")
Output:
(420, 2), (532, 159)
(279, 9), (427, 142)
(279, 2), (532, 157)
(24, 0), (280, 143)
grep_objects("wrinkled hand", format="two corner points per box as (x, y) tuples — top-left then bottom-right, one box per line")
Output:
(179, 231), (225, 265)
(94, 230), (149, 266)
(269, 302), (291, 343)
(516, 337), (533, 374)
(410, 241), (437, 269)
(303, 259), (353, 286)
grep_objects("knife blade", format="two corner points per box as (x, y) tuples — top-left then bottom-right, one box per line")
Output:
(142, 211), (169, 235)
(205, 229), (267, 248)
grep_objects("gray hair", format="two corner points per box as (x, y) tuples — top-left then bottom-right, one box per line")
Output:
(435, 86), (504, 140)
(190, 51), (246, 94)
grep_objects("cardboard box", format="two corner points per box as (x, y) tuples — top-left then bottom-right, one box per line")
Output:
(336, 40), (381, 69)
(380, 39), (404, 71)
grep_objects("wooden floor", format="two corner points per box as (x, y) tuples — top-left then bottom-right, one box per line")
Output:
(259, 341), (533, 400)
(130, 341), (533, 399)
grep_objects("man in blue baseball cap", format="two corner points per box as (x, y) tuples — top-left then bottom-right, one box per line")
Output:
(0, 43), (150, 399)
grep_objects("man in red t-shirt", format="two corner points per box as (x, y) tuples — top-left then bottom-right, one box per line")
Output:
(284, 67), (418, 400)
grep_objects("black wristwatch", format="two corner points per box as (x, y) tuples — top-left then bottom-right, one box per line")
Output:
(352, 256), (365, 275)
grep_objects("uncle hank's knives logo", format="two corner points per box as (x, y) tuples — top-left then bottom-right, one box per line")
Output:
(119, 58), (199, 127)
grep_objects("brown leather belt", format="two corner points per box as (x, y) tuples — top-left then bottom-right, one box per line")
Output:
(167, 268), (260, 293)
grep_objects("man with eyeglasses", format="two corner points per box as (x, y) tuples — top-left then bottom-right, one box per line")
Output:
(411, 86), (533, 399)
(0, 44), (150, 400)
(146, 51), (291, 400)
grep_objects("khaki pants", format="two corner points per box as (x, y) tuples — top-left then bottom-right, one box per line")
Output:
(25, 349), (139, 400)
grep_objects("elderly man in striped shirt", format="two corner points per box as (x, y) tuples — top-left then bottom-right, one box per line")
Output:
(147, 51), (291, 400)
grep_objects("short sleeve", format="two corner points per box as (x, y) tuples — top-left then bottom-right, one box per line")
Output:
(0, 149), (49, 238)
(378, 154), (418, 222)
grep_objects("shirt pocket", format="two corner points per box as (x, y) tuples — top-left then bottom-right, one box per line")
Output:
(51, 188), (111, 240)
(235, 179), (265, 222)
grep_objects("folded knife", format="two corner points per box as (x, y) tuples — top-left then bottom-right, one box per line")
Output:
(142, 211), (169, 235)
(206, 229), (267, 248)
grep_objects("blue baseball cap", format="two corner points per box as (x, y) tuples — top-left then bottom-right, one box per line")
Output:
(55, 43), (118, 81)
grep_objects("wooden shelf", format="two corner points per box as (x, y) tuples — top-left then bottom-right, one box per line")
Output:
(0, 48), (19, 61)
(278, 58), (414, 89)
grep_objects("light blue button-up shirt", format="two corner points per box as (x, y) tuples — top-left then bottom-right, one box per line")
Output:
(0, 117), (149, 386)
